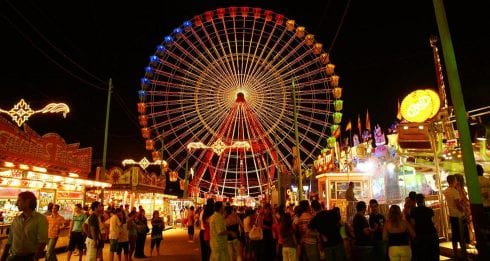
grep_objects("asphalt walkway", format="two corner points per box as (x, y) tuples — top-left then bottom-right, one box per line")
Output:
(41, 227), (200, 261)
(38, 228), (478, 260)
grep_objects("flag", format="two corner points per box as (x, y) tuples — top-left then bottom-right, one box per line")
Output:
(366, 109), (371, 131)
(333, 125), (341, 138)
(345, 119), (352, 131)
(357, 114), (362, 134)
(396, 99), (402, 120)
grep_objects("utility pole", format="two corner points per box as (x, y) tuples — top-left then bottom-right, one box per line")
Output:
(292, 79), (303, 201)
(101, 78), (113, 205)
(432, 0), (488, 259)
(274, 132), (282, 206)
(183, 154), (189, 199)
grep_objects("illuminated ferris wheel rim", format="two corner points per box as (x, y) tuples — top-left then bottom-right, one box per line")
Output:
(137, 6), (344, 197)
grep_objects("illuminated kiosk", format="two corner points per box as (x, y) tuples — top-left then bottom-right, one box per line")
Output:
(0, 115), (110, 248)
(396, 88), (449, 238)
(315, 145), (382, 222)
(87, 166), (176, 221)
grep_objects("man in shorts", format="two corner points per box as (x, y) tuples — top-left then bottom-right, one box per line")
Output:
(444, 174), (468, 259)
(85, 201), (104, 261)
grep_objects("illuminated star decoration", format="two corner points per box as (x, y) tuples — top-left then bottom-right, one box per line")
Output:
(0, 99), (70, 127)
(187, 138), (251, 155)
(122, 157), (167, 170)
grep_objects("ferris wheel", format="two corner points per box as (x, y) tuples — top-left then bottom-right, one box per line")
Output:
(137, 7), (344, 198)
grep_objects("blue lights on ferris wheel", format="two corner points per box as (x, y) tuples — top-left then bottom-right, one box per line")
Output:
(144, 66), (154, 77)
(156, 45), (166, 56)
(149, 55), (159, 67)
(182, 21), (192, 28)
(164, 36), (174, 47)
(140, 78), (150, 89)
(173, 28), (183, 35)
(138, 90), (147, 101)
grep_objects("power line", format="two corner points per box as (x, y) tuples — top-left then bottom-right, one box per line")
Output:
(0, 12), (107, 92)
(4, 0), (107, 86)
(113, 90), (140, 128)
(328, 0), (352, 54)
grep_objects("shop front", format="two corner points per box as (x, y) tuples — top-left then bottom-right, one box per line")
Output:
(0, 116), (110, 248)
(87, 166), (176, 224)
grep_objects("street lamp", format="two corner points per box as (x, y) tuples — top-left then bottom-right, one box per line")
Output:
(291, 185), (298, 205)
(303, 185), (309, 199)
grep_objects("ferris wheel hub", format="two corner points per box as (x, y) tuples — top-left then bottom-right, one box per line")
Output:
(236, 92), (245, 102)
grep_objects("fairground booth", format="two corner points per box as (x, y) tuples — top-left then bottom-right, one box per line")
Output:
(87, 166), (176, 223)
(0, 116), (110, 248)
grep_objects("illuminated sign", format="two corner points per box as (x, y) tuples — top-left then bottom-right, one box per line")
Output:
(0, 117), (92, 176)
(401, 89), (440, 122)
(0, 99), (69, 127)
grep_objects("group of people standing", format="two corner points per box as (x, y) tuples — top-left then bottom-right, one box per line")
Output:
(0, 191), (165, 261)
(81, 203), (165, 261)
(196, 192), (443, 261)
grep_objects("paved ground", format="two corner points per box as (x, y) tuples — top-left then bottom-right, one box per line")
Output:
(37, 228), (478, 260)
(41, 227), (200, 261)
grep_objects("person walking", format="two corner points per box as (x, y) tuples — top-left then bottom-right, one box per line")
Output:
(209, 201), (231, 261)
(126, 211), (137, 260)
(280, 214), (297, 261)
(200, 199), (214, 261)
(66, 203), (88, 261)
(225, 206), (243, 261)
(134, 209), (148, 258)
(1, 191), (48, 261)
(310, 207), (346, 261)
(383, 205), (415, 261)
(345, 182), (357, 223)
(46, 204), (66, 261)
(116, 209), (130, 261)
(150, 210), (164, 256)
(109, 208), (122, 261)
(368, 199), (386, 261)
(410, 193), (439, 261)
(352, 201), (374, 260)
(444, 174), (469, 259)
(85, 201), (104, 261)
(187, 206), (196, 242)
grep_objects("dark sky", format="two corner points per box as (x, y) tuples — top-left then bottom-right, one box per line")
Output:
(1, 0), (488, 170)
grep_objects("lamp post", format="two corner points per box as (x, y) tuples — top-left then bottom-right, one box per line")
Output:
(433, 0), (488, 258)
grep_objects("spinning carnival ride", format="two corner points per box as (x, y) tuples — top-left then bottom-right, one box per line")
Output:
(137, 7), (344, 198)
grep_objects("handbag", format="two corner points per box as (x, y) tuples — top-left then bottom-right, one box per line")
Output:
(248, 225), (263, 241)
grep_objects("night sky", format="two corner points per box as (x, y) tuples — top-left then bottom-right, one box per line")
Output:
(1, 0), (488, 173)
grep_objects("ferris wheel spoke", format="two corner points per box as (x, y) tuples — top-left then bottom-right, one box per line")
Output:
(252, 25), (297, 75)
(241, 17), (262, 89)
(243, 20), (280, 86)
(173, 36), (227, 82)
(199, 20), (237, 84)
(211, 18), (242, 89)
(187, 29), (233, 85)
(254, 49), (317, 87)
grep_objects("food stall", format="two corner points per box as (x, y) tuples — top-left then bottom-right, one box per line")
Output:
(87, 166), (176, 222)
(0, 116), (111, 249)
